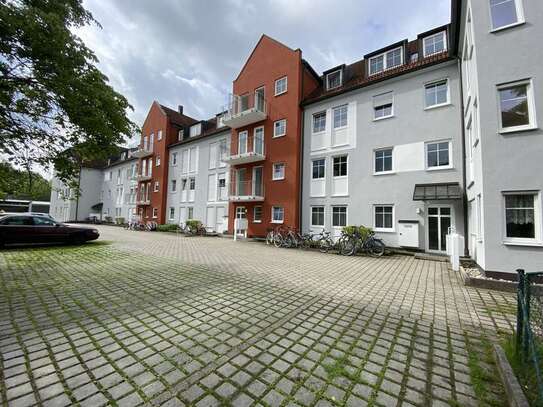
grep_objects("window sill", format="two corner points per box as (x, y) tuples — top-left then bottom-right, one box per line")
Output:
(271, 220), (284, 224)
(312, 131), (326, 136)
(253, 220), (262, 224)
(374, 228), (395, 233)
(333, 125), (348, 131)
(272, 177), (285, 181)
(499, 125), (538, 135)
(331, 194), (349, 198)
(373, 115), (394, 122)
(374, 171), (395, 176)
(273, 134), (286, 139)
(490, 20), (525, 33)
(424, 102), (451, 111)
(274, 90), (287, 97)
(503, 240), (543, 248)
(426, 166), (453, 172)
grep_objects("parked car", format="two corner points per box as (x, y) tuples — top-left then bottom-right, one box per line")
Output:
(0, 214), (99, 247)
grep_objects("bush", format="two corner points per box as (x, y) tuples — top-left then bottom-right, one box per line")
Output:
(185, 219), (202, 230)
(104, 216), (113, 223)
(342, 225), (374, 240)
(157, 224), (179, 232)
(115, 217), (125, 225)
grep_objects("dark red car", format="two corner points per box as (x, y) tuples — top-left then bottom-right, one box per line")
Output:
(0, 214), (99, 247)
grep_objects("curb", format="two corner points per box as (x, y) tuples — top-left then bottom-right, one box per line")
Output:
(493, 344), (529, 407)
(460, 266), (518, 293)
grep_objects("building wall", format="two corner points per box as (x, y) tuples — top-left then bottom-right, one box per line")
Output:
(166, 130), (230, 232)
(100, 159), (138, 222)
(302, 62), (465, 251)
(461, 0), (543, 273)
(227, 36), (311, 237)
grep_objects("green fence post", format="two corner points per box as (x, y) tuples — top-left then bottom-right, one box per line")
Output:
(517, 269), (525, 359)
(525, 273), (532, 360)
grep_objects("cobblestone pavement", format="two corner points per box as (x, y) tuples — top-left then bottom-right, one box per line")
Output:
(0, 225), (516, 406)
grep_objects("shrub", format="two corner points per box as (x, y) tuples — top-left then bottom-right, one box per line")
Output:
(115, 217), (125, 225)
(342, 225), (374, 240)
(157, 224), (179, 232)
(185, 219), (202, 230)
(104, 216), (113, 223)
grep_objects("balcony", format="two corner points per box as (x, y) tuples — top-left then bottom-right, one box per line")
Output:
(224, 134), (265, 166)
(133, 145), (153, 158)
(229, 180), (264, 202)
(222, 92), (267, 129)
(137, 173), (152, 182)
(137, 199), (150, 206)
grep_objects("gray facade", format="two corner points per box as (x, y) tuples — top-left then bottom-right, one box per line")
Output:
(302, 62), (465, 253)
(166, 130), (230, 233)
(459, 0), (543, 274)
(100, 158), (139, 222)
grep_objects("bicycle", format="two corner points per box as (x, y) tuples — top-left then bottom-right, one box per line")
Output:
(314, 230), (334, 253)
(340, 229), (385, 257)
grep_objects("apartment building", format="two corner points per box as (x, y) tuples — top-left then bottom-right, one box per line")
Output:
(165, 114), (230, 233)
(50, 148), (138, 222)
(222, 35), (320, 237)
(301, 26), (465, 253)
(454, 0), (543, 276)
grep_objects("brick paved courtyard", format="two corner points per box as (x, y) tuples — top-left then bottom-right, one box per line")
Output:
(0, 225), (516, 406)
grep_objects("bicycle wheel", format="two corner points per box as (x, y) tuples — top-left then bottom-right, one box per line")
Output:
(341, 237), (356, 256)
(318, 237), (332, 253)
(273, 234), (283, 248)
(368, 238), (385, 257)
(266, 231), (274, 245)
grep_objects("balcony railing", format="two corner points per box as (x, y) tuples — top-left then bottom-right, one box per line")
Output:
(137, 173), (152, 182)
(137, 198), (150, 205)
(222, 92), (267, 129)
(223, 136), (265, 165)
(229, 180), (264, 202)
(133, 144), (154, 158)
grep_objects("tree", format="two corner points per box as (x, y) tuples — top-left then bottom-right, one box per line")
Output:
(0, 0), (138, 187)
(0, 161), (51, 201)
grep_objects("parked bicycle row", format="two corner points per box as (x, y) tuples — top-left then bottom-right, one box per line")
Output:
(266, 225), (386, 257)
(124, 219), (208, 236)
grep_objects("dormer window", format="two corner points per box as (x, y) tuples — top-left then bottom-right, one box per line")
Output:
(217, 115), (225, 128)
(368, 47), (403, 76)
(326, 70), (343, 90)
(423, 31), (447, 57)
(189, 123), (201, 138)
(410, 53), (419, 63)
(178, 129), (184, 141)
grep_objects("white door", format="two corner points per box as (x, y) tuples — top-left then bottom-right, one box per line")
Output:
(427, 206), (453, 252)
(179, 207), (187, 224)
(216, 206), (227, 233)
(206, 206), (216, 231)
(238, 131), (248, 155)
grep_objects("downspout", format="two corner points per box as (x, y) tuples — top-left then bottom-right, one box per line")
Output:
(298, 58), (304, 232)
(457, 57), (470, 257)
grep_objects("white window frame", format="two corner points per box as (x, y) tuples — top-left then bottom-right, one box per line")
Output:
(275, 76), (288, 96)
(273, 119), (287, 138)
(333, 104), (348, 129)
(310, 206), (325, 228)
(332, 155), (348, 179)
(178, 129), (184, 141)
(271, 206), (284, 224)
(169, 207), (175, 220)
(374, 205), (395, 232)
(312, 111), (326, 133)
(489, 0), (525, 32)
(496, 79), (537, 134)
(172, 152), (178, 166)
(152, 208), (158, 219)
(157, 130), (163, 141)
(502, 191), (542, 246)
(190, 123), (201, 138)
(272, 163), (285, 181)
(156, 155), (161, 167)
(424, 78), (450, 109)
(154, 181), (159, 192)
(422, 31), (447, 57)
(368, 46), (404, 76)
(374, 148), (394, 175)
(326, 70), (343, 90)
(425, 140), (452, 170)
(331, 206), (348, 228)
(373, 92), (394, 121)
(312, 158), (326, 180)
(171, 179), (177, 193)
(253, 206), (262, 223)
(238, 131), (248, 155)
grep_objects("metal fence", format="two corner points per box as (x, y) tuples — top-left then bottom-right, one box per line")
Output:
(516, 268), (543, 403)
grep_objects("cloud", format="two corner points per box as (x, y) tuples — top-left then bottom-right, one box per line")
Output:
(79, 0), (451, 132)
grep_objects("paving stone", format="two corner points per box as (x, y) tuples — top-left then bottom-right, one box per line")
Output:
(117, 391), (144, 407)
(215, 381), (237, 398)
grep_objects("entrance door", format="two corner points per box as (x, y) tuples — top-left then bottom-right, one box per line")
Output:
(206, 206), (216, 231)
(179, 207), (187, 224)
(427, 206), (452, 252)
(216, 206), (227, 233)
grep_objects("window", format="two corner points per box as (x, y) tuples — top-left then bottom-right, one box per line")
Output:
(190, 123), (201, 138)
(0, 216), (33, 225)
(217, 115), (225, 128)
(504, 192), (540, 243)
(171, 152), (178, 166)
(410, 52), (419, 63)
(333, 105), (348, 128)
(326, 70), (342, 90)
(156, 155), (161, 166)
(369, 47), (403, 75)
(375, 149), (393, 173)
(171, 179), (177, 192)
(34, 217), (56, 226)
(274, 119), (286, 138)
(333, 156), (348, 177)
(275, 76), (287, 96)
(373, 92), (394, 120)
(374, 206), (394, 231)
(238, 131), (248, 155)
(272, 206), (284, 223)
(332, 206), (347, 227)
(490, 0), (524, 31)
(189, 177), (196, 190)
(312, 159), (325, 179)
(188, 207), (194, 219)
(273, 163), (285, 180)
(178, 129), (184, 141)
(497, 81), (535, 132)
(154, 181), (159, 192)
(157, 130), (163, 141)
(426, 141), (451, 169)
(313, 112), (326, 133)
(311, 206), (325, 227)
(425, 80), (449, 108)
(253, 206), (262, 223)
(169, 207), (175, 220)
(423, 31), (447, 57)
(152, 208), (158, 218)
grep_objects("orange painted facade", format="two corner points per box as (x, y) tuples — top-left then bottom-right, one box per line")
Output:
(227, 36), (320, 237)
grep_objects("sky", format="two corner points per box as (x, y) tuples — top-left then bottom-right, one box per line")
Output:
(78, 0), (451, 143)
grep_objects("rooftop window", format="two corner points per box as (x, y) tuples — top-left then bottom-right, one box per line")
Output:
(369, 47), (403, 76)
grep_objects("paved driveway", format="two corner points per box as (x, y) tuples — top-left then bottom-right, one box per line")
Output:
(0, 225), (515, 406)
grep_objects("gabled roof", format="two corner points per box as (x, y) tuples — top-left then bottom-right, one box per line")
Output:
(158, 103), (198, 127)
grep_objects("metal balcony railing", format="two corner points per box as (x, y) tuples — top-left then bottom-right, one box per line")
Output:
(222, 92), (267, 129)
(229, 180), (265, 202)
(224, 135), (265, 165)
(133, 143), (154, 158)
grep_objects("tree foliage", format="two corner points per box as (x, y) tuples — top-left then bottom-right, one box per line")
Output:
(0, 0), (137, 185)
(0, 161), (51, 201)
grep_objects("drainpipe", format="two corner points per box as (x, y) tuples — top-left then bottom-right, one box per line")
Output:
(298, 60), (305, 232)
(457, 58), (470, 258)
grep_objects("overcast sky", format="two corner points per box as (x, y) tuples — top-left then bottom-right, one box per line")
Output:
(78, 0), (451, 139)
